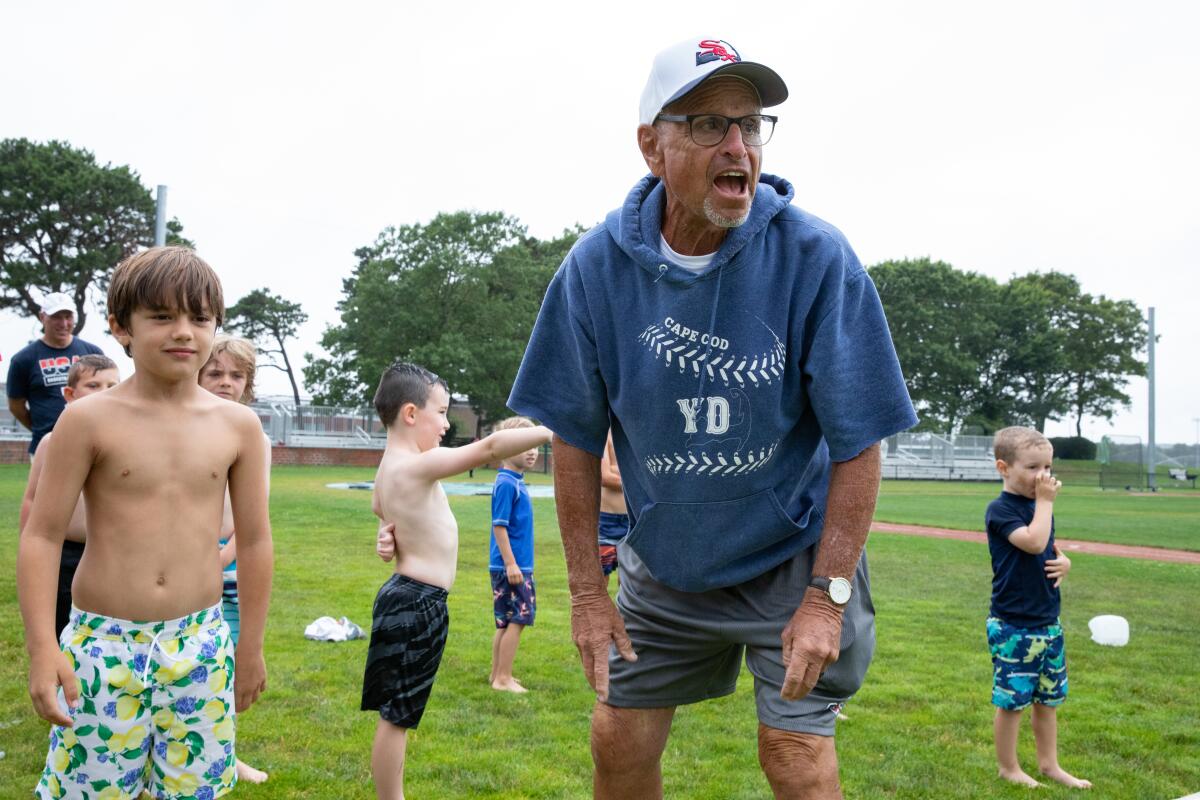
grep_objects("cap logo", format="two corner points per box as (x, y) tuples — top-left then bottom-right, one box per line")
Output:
(696, 39), (740, 66)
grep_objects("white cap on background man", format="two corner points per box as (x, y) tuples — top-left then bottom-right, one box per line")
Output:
(40, 292), (75, 316)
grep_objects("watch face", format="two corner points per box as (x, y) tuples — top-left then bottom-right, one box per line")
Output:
(829, 577), (852, 605)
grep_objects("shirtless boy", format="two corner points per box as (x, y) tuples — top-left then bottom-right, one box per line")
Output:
(597, 430), (629, 585)
(18, 246), (273, 800)
(19, 355), (120, 638)
(362, 362), (552, 800)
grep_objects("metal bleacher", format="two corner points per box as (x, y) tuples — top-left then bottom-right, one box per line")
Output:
(257, 402), (386, 449)
(881, 432), (999, 481)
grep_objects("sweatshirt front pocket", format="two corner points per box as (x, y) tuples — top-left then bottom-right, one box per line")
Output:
(625, 488), (817, 593)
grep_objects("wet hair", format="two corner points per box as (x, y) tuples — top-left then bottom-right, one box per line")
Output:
(493, 416), (534, 432)
(993, 426), (1051, 464)
(108, 247), (225, 355)
(373, 362), (449, 428)
(202, 334), (258, 404)
(66, 354), (119, 388)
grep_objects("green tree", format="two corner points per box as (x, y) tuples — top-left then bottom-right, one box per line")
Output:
(1061, 293), (1147, 436)
(304, 211), (580, 432)
(0, 138), (189, 332)
(225, 288), (310, 407)
(992, 271), (1081, 432)
(869, 258), (1003, 432)
(872, 261), (1146, 438)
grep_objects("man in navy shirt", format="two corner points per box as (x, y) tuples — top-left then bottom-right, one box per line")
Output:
(510, 36), (916, 799)
(6, 292), (104, 454)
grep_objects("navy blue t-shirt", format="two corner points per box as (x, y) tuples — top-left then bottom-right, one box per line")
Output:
(489, 468), (534, 572)
(985, 491), (1060, 627)
(6, 337), (104, 453)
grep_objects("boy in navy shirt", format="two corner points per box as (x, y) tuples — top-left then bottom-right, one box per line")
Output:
(985, 426), (1091, 790)
(488, 416), (540, 693)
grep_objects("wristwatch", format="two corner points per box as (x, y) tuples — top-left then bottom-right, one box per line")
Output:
(809, 576), (853, 606)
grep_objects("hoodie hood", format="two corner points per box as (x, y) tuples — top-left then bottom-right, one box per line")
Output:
(605, 172), (794, 283)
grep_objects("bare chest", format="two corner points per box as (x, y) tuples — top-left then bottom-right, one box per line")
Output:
(89, 419), (239, 498)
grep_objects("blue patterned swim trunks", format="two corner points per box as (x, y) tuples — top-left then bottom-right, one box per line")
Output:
(986, 616), (1068, 710)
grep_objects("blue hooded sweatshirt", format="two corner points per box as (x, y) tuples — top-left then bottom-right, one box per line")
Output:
(509, 173), (916, 592)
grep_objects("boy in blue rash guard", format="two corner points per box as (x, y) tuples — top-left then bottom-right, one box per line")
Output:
(985, 426), (1091, 790)
(508, 36), (918, 798)
(487, 416), (540, 693)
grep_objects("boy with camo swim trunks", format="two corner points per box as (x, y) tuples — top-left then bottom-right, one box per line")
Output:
(365, 363), (552, 799)
(985, 426), (1091, 790)
(18, 247), (273, 800)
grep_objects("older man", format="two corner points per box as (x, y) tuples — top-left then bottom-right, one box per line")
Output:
(6, 292), (104, 454)
(510, 37), (916, 798)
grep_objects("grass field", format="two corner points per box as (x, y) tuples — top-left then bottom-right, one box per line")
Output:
(2, 465), (1198, 799)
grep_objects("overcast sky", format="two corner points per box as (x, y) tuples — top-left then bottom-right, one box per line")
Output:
(4, 1), (1197, 445)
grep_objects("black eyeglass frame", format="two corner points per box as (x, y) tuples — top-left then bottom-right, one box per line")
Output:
(654, 113), (779, 147)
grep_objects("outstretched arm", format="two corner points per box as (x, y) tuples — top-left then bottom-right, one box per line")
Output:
(553, 435), (635, 702)
(780, 442), (880, 701)
(413, 426), (553, 482)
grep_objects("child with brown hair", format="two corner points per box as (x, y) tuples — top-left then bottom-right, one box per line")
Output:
(19, 246), (273, 800)
(198, 332), (273, 784)
(986, 426), (1090, 790)
(365, 363), (552, 799)
(19, 354), (121, 637)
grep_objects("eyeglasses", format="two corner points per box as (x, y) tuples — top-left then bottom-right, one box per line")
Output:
(654, 113), (778, 147)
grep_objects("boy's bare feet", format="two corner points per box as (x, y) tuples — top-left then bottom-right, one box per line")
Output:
(491, 679), (528, 693)
(1040, 766), (1091, 789)
(237, 758), (269, 783)
(999, 768), (1041, 787)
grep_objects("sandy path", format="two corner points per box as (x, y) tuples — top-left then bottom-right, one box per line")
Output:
(871, 521), (1200, 565)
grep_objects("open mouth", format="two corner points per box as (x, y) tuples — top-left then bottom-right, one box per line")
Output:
(713, 170), (747, 197)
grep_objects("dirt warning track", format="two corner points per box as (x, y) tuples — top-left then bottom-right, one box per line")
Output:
(871, 521), (1200, 565)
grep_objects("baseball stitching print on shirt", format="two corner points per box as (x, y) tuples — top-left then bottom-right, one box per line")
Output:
(639, 313), (784, 478)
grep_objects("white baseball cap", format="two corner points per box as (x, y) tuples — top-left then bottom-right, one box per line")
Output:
(40, 292), (75, 316)
(639, 37), (788, 125)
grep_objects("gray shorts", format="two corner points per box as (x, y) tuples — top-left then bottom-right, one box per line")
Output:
(607, 541), (875, 736)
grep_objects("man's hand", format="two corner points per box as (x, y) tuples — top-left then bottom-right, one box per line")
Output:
(1044, 543), (1072, 588)
(780, 589), (845, 701)
(505, 563), (523, 585)
(234, 647), (267, 712)
(29, 648), (78, 727)
(569, 590), (636, 703)
(376, 522), (396, 562)
(1035, 471), (1062, 502)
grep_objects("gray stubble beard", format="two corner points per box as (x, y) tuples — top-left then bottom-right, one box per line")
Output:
(703, 197), (749, 229)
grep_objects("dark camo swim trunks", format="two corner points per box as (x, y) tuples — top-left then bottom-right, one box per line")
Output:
(362, 574), (449, 729)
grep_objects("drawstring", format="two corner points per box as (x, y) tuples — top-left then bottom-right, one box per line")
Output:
(653, 264), (668, 283)
(141, 630), (183, 684)
(694, 262), (726, 405)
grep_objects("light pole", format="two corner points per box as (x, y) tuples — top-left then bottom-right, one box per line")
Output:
(1193, 417), (1199, 469)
